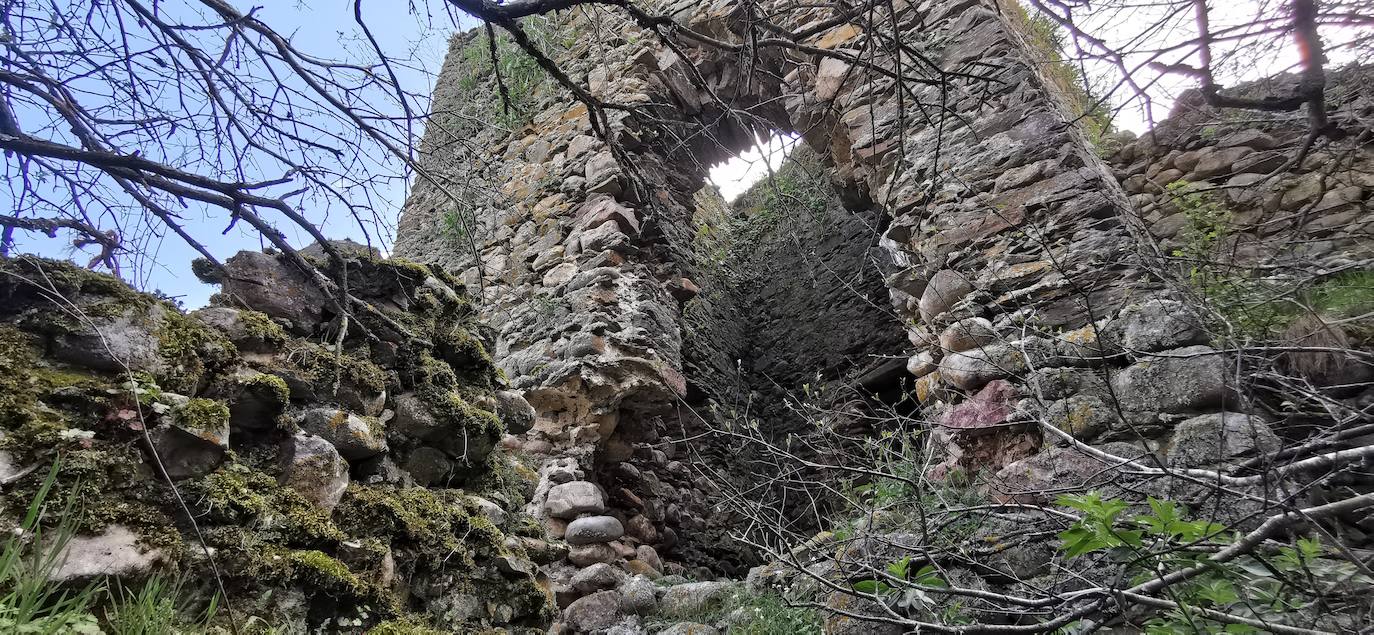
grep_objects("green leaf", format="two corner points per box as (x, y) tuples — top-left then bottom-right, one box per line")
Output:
(886, 556), (912, 580)
(1115, 529), (1144, 548)
(913, 564), (946, 588)
(1059, 526), (1111, 558)
(852, 579), (892, 596)
(1195, 579), (1239, 606)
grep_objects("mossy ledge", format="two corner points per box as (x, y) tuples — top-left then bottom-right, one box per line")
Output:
(0, 251), (550, 632)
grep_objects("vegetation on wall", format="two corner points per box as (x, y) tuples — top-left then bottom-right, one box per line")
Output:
(1165, 180), (1374, 340)
(452, 17), (572, 128)
(1008, 3), (1113, 147)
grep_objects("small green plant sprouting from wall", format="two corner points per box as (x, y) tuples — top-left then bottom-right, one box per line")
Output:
(441, 207), (477, 246)
(1012, 6), (1113, 147)
(1165, 180), (1278, 335)
(1168, 180), (1233, 282)
(1055, 492), (1372, 633)
(454, 17), (565, 128)
(1164, 180), (1374, 338)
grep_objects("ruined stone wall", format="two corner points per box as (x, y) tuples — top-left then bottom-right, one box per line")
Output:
(395, 0), (1156, 582)
(683, 146), (905, 424)
(0, 249), (555, 633)
(1108, 65), (1374, 274)
(395, 0), (1373, 620)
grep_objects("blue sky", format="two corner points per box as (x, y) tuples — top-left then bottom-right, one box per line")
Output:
(13, 1), (1356, 308)
(6, 1), (471, 307)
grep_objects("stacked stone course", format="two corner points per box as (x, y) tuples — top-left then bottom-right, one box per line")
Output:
(396, 0), (1372, 629)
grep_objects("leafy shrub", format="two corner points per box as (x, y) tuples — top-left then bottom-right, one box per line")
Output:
(1055, 492), (1373, 633)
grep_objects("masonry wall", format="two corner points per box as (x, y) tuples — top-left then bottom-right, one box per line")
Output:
(394, 0), (1156, 584)
(394, 0), (1373, 612)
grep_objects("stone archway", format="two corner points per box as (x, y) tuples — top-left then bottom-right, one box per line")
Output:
(395, 0), (1147, 577)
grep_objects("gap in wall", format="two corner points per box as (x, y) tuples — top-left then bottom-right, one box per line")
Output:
(706, 132), (802, 202)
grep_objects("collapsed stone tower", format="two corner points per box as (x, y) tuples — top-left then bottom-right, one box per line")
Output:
(394, 0), (1372, 626)
(400, 0), (1138, 566)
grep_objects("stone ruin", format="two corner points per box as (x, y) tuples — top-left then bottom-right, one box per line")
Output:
(0, 0), (1370, 632)
(391, 0), (1373, 629)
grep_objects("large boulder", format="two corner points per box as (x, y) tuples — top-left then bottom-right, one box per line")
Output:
(938, 317), (997, 353)
(544, 481), (606, 519)
(390, 391), (501, 469)
(1167, 412), (1280, 468)
(274, 343), (386, 416)
(941, 345), (1024, 391)
(220, 368), (290, 431)
(918, 269), (974, 324)
(571, 562), (626, 594)
(403, 446), (452, 486)
(566, 515), (625, 545)
(618, 575), (658, 615)
(278, 432), (350, 513)
(191, 306), (286, 354)
(1111, 346), (1231, 413)
(51, 525), (165, 582)
(51, 304), (165, 373)
(296, 407), (386, 460)
(218, 251), (329, 334)
(1043, 395), (1115, 441)
(1104, 299), (1206, 353)
(564, 590), (624, 632)
(148, 398), (230, 479)
(993, 442), (1145, 504)
(659, 581), (738, 616)
(494, 389), (537, 435)
(568, 543), (621, 567)
(939, 380), (1019, 433)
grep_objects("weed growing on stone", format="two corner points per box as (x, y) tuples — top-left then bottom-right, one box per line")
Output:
(0, 460), (218, 633)
(440, 208), (476, 246)
(1165, 180), (1374, 339)
(1013, 8), (1113, 146)
(454, 16), (566, 128)
(725, 590), (822, 634)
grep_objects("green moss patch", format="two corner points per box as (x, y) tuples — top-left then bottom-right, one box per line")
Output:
(190, 463), (344, 545)
(171, 398), (230, 438)
(367, 617), (449, 635)
(237, 309), (289, 349)
(155, 305), (238, 394)
(422, 388), (503, 446)
(334, 485), (504, 565)
(0, 257), (145, 311)
(282, 340), (387, 400)
(470, 452), (538, 520)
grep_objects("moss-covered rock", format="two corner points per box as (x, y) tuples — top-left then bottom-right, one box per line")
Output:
(0, 252), (545, 632)
(149, 397), (231, 479)
(190, 462), (345, 545)
(216, 368), (291, 433)
(277, 340), (387, 415)
(192, 306), (288, 353)
(153, 309), (238, 393)
(335, 484), (501, 560)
